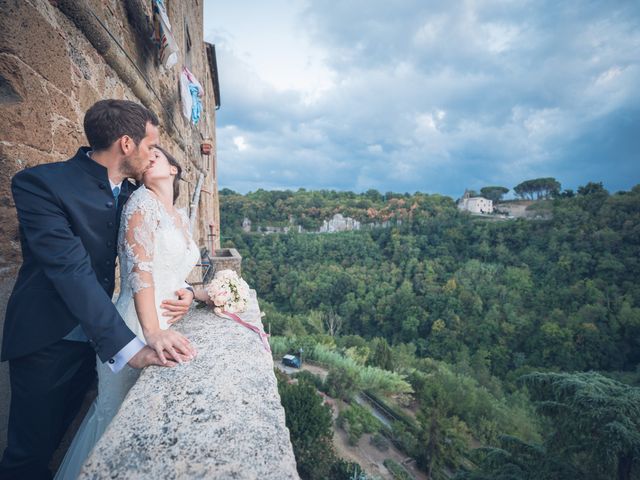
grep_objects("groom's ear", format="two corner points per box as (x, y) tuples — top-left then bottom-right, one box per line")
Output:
(119, 135), (135, 155)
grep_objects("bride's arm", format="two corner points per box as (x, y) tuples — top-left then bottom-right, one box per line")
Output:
(123, 202), (196, 364)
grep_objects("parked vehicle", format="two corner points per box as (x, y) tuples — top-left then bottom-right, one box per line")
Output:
(282, 354), (301, 368)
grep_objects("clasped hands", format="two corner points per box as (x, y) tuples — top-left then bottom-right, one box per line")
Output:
(129, 288), (197, 368)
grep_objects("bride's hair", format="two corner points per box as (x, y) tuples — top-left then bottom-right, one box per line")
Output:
(154, 146), (182, 204)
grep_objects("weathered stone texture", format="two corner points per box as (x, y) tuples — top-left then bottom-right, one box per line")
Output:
(81, 292), (299, 480)
(0, 0), (75, 94)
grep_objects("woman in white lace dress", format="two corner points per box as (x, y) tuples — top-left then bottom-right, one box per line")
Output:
(55, 147), (200, 479)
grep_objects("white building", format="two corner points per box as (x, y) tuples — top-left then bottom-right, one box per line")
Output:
(319, 213), (361, 233)
(458, 191), (493, 214)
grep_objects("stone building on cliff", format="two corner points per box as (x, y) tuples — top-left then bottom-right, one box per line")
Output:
(0, 0), (222, 455)
(457, 190), (493, 214)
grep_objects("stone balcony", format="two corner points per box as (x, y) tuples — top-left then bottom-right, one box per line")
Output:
(79, 291), (299, 479)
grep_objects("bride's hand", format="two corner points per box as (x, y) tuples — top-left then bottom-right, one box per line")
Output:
(161, 288), (194, 325)
(143, 328), (197, 365)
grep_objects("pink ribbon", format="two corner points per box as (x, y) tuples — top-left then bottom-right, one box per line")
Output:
(220, 310), (271, 353)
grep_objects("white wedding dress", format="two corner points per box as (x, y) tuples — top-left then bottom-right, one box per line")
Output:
(55, 185), (199, 479)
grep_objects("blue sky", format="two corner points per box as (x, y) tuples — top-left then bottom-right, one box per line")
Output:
(203, 0), (639, 198)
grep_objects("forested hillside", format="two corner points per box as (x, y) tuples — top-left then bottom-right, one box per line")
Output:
(220, 182), (640, 479)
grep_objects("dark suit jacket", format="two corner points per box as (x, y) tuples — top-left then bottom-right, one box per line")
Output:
(2, 147), (138, 362)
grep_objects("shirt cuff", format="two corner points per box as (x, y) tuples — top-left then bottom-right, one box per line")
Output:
(106, 337), (145, 373)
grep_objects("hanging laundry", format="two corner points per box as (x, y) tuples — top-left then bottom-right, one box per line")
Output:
(189, 84), (202, 125)
(152, 0), (179, 69)
(180, 66), (204, 125)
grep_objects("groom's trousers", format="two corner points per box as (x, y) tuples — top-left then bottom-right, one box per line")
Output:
(0, 339), (96, 480)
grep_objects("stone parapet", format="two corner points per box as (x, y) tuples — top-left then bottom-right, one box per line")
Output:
(211, 248), (242, 277)
(80, 291), (299, 479)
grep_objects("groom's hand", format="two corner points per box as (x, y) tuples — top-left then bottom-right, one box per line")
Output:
(128, 346), (178, 369)
(144, 328), (197, 365)
(162, 288), (194, 325)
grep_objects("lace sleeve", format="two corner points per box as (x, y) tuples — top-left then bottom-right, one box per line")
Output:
(120, 188), (161, 294)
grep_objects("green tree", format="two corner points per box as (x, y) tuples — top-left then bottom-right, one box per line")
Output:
(480, 186), (509, 203)
(514, 178), (561, 200)
(577, 181), (607, 196)
(278, 373), (336, 479)
(325, 365), (361, 400)
(455, 435), (578, 480)
(520, 371), (640, 480)
(367, 337), (394, 371)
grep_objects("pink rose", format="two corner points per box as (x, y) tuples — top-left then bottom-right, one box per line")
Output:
(212, 288), (231, 307)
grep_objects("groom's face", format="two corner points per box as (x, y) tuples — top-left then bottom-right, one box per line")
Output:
(122, 122), (160, 180)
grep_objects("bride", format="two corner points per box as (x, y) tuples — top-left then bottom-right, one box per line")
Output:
(55, 147), (200, 479)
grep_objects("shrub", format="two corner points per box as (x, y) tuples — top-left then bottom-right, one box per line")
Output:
(370, 433), (390, 451)
(383, 459), (414, 480)
(326, 366), (361, 400)
(337, 403), (382, 445)
(390, 421), (419, 458)
(292, 370), (325, 391)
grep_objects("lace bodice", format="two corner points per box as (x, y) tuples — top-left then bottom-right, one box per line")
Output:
(115, 185), (199, 335)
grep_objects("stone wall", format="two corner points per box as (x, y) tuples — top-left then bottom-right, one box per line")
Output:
(494, 200), (535, 218)
(81, 292), (299, 479)
(0, 0), (221, 265)
(0, 0), (220, 455)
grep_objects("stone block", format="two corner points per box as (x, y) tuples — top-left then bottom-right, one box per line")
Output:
(52, 115), (86, 157)
(0, 142), (61, 171)
(211, 248), (242, 277)
(0, 54), (54, 152)
(47, 84), (78, 124)
(77, 81), (101, 116)
(0, 0), (74, 93)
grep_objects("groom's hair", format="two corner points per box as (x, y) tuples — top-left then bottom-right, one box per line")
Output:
(84, 99), (159, 151)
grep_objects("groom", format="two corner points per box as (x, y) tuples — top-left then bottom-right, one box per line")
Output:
(0, 99), (197, 480)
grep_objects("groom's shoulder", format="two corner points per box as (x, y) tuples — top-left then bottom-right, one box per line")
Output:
(12, 160), (69, 188)
(12, 149), (90, 186)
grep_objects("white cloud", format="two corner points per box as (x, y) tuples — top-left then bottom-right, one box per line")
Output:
(482, 23), (521, 54)
(204, 0), (335, 100)
(233, 136), (248, 151)
(596, 66), (623, 85)
(413, 15), (447, 46)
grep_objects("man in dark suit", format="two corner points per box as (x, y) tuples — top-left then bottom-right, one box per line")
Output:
(0, 99), (197, 480)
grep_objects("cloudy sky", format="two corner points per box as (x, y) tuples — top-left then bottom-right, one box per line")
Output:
(203, 0), (639, 197)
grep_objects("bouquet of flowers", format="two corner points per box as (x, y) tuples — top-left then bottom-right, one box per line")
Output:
(204, 269), (270, 353)
(205, 269), (250, 315)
